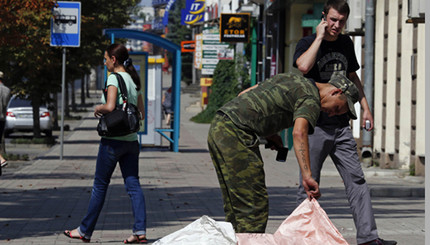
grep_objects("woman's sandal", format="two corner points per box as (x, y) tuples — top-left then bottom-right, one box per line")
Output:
(124, 234), (148, 244)
(63, 230), (91, 243)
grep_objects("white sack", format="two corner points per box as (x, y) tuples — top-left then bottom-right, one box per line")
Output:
(153, 215), (237, 245)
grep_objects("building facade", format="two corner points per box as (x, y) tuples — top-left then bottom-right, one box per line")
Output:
(244, 0), (426, 175)
(150, 0), (426, 175)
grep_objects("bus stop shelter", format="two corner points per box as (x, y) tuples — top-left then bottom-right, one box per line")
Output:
(103, 28), (181, 152)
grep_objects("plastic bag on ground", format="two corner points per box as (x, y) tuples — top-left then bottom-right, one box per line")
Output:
(236, 198), (349, 245)
(153, 215), (237, 245)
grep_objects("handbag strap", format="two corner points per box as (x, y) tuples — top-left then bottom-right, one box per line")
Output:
(103, 72), (128, 104)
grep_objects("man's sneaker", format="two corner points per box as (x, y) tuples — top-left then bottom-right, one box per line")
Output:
(0, 161), (7, 168)
(360, 238), (397, 245)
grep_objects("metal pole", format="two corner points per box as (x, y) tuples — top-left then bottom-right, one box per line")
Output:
(362, 0), (374, 156)
(60, 47), (66, 160)
(251, 26), (257, 86)
(192, 28), (196, 85)
(173, 49), (181, 152)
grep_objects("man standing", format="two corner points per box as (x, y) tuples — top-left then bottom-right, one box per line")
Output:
(293, 1), (396, 245)
(208, 72), (359, 233)
(0, 71), (11, 176)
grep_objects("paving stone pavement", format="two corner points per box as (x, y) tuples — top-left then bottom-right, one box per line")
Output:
(0, 90), (424, 245)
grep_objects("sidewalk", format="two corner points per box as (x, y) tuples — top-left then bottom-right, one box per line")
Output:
(0, 88), (424, 244)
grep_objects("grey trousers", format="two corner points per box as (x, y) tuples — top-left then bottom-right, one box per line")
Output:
(296, 126), (378, 244)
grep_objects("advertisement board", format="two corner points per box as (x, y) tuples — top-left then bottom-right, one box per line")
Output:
(201, 28), (232, 75)
(194, 34), (203, 69)
(181, 0), (205, 25)
(220, 13), (250, 43)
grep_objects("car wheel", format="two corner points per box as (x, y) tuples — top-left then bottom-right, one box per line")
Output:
(44, 130), (53, 137)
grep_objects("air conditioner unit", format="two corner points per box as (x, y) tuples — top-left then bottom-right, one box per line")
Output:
(345, 0), (365, 34)
(408, 0), (425, 18)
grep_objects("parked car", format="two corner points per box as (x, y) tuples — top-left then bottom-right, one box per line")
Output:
(5, 95), (53, 137)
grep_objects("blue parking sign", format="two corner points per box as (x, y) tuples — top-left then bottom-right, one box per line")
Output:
(50, 1), (81, 47)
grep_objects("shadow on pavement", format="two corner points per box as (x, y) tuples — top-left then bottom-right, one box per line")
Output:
(0, 184), (422, 241)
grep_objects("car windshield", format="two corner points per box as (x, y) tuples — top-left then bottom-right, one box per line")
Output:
(8, 98), (33, 108)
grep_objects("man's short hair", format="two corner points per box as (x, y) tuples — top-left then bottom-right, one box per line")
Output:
(323, 0), (350, 18)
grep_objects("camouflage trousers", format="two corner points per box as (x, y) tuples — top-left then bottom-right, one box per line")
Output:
(207, 112), (268, 233)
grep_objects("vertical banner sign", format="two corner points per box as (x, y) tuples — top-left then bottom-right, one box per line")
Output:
(194, 34), (203, 69)
(220, 13), (250, 43)
(50, 1), (81, 47)
(162, 0), (176, 26)
(181, 0), (205, 25)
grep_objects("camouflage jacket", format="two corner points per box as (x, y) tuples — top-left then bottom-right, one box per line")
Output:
(219, 73), (320, 137)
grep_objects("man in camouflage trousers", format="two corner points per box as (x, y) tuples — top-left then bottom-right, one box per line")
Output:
(207, 72), (359, 233)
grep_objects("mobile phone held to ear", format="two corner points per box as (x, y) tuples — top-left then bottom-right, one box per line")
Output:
(321, 14), (326, 21)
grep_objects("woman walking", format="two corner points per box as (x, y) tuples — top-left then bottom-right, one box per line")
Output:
(64, 43), (147, 243)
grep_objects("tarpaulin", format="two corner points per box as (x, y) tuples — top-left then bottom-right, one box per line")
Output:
(236, 198), (349, 245)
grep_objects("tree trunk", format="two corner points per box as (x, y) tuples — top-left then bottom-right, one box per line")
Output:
(86, 73), (91, 98)
(71, 79), (76, 112)
(65, 81), (70, 118)
(32, 97), (41, 138)
(81, 74), (86, 105)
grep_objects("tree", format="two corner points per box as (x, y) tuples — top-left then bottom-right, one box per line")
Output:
(0, 0), (141, 137)
(191, 57), (250, 123)
(0, 0), (61, 137)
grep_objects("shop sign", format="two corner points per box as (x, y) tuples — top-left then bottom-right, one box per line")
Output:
(181, 0), (205, 25)
(220, 13), (250, 43)
(200, 77), (213, 86)
(201, 32), (230, 75)
(181, 40), (195, 52)
(194, 34), (203, 69)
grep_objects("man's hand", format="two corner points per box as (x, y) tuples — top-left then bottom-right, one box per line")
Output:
(362, 109), (374, 131)
(265, 134), (283, 150)
(316, 18), (327, 40)
(238, 84), (258, 96)
(302, 175), (321, 200)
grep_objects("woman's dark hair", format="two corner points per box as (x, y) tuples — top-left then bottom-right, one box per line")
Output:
(106, 43), (141, 90)
(323, 0), (350, 18)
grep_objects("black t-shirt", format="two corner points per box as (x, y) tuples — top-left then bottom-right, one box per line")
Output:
(293, 33), (360, 127)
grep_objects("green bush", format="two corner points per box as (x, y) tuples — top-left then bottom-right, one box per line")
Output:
(4, 153), (29, 161)
(11, 137), (56, 146)
(191, 56), (250, 123)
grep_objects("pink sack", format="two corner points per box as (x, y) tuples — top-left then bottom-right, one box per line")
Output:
(236, 198), (349, 245)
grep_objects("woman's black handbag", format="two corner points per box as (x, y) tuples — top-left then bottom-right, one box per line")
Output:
(97, 73), (141, 137)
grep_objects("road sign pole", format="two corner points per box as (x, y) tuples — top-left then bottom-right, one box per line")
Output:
(60, 48), (66, 160)
(50, 1), (80, 160)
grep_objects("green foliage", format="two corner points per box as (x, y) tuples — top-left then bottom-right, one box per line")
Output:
(11, 136), (56, 146)
(4, 153), (29, 161)
(191, 56), (251, 123)
(0, 0), (140, 137)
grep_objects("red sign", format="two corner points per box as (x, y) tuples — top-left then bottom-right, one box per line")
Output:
(181, 40), (196, 52)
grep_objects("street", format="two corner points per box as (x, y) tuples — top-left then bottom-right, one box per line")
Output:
(0, 88), (424, 244)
